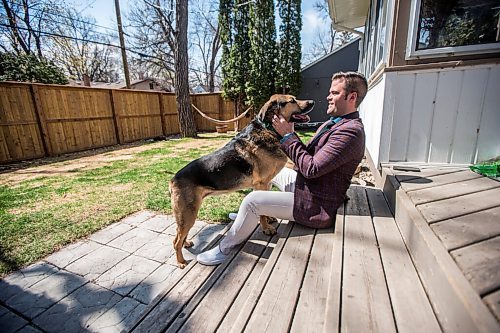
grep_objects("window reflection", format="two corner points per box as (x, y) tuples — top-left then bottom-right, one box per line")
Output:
(416, 0), (500, 50)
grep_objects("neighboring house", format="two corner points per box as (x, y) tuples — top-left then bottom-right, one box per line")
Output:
(69, 78), (172, 91)
(298, 38), (361, 123)
(123, 78), (164, 91)
(191, 84), (221, 94)
(328, 0), (500, 170)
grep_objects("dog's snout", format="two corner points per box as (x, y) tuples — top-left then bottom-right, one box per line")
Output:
(307, 100), (315, 106)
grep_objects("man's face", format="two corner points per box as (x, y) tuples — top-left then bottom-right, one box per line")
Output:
(326, 78), (353, 117)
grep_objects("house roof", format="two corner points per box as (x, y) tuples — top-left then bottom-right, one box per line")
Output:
(68, 78), (157, 89)
(301, 37), (361, 72)
(327, 0), (370, 29)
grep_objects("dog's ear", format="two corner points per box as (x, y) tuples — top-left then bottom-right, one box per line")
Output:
(257, 99), (277, 121)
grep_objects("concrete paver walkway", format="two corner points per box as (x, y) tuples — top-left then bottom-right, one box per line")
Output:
(0, 211), (226, 333)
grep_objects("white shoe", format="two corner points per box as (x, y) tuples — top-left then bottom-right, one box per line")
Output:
(228, 213), (237, 221)
(197, 244), (228, 266)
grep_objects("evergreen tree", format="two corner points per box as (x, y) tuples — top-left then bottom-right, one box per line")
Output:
(219, 0), (251, 113)
(219, 0), (302, 111)
(277, 0), (302, 95)
(246, 0), (277, 108)
(0, 52), (68, 84)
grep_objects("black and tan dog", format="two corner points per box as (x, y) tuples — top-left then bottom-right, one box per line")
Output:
(169, 94), (314, 268)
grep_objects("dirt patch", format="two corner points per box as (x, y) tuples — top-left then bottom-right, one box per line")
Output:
(0, 134), (232, 186)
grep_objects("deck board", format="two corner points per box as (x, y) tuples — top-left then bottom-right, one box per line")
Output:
(133, 263), (215, 333)
(290, 226), (334, 332)
(431, 206), (500, 250)
(341, 187), (396, 333)
(215, 231), (280, 333)
(451, 236), (500, 296)
(172, 223), (280, 333)
(367, 188), (441, 332)
(484, 289), (500, 322)
(244, 223), (314, 332)
(393, 167), (465, 182)
(418, 187), (500, 223)
(408, 175), (500, 205)
(224, 220), (294, 333)
(399, 170), (481, 192)
(323, 207), (345, 333)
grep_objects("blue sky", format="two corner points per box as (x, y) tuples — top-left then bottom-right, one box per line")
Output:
(69, 0), (328, 53)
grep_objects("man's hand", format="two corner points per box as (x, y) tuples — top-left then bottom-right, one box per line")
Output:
(272, 115), (294, 137)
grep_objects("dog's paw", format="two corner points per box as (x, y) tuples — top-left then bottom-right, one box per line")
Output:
(261, 225), (277, 236)
(178, 261), (187, 269)
(183, 240), (194, 248)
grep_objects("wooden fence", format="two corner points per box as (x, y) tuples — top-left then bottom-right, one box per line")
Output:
(0, 82), (250, 164)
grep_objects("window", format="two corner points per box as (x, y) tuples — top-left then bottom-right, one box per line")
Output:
(360, 0), (389, 78)
(407, 0), (500, 59)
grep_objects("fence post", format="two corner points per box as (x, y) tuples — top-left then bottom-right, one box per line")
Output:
(158, 93), (167, 136)
(30, 84), (52, 156)
(109, 89), (123, 144)
(218, 93), (223, 122)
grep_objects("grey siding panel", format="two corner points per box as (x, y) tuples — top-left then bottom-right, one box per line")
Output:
(298, 40), (361, 123)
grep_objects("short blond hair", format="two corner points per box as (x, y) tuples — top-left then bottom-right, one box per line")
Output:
(332, 72), (368, 107)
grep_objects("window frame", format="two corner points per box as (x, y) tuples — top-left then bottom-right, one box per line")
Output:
(359, 0), (391, 79)
(406, 0), (500, 60)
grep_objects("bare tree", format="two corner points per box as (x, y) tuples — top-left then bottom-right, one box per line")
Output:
(189, 0), (221, 92)
(127, 0), (176, 85)
(0, 0), (53, 57)
(48, 7), (120, 82)
(175, 0), (196, 137)
(127, 0), (195, 136)
(302, 0), (354, 64)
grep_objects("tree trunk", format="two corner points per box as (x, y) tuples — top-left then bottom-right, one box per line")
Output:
(2, 0), (30, 55)
(175, 0), (197, 137)
(208, 25), (220, 93)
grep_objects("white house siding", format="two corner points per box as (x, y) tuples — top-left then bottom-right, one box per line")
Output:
(368, 64), (500, 166)
(359, 75), (386, 168)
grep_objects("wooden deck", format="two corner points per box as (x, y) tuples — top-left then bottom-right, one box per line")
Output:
(381, 164), (500, 332)
(128, 185), (478, 333)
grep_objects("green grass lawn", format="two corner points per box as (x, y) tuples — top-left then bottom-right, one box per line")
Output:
(0, 130), (315, 276)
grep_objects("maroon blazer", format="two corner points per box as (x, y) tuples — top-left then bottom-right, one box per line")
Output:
(280, 111), (365, 228)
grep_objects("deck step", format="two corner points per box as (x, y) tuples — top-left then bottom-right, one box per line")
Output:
(381, 166), (500, 332)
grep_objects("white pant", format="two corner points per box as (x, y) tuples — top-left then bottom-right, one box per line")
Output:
(220, 167), (297, 252)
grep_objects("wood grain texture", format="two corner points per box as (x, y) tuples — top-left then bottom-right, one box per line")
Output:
(451, 236), (500, 296)
(483, 289), (500, 322)
(408, 176), (500, 206)
(400, 170), (481, 192)
(173, 223), (282, 333)
(432, 206), (500, 250)
(394, 187), (499, 332)
(323, 207), (345, 333)
(244, 223), (315, 333)
(0, 81), (237, 162)
(418, 187), (500, 223)
(367, 188), (441, 333)
(290, 227), (334, 332)
(341, 187), (396, 333)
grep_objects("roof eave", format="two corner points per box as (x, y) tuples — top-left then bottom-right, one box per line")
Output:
(327, 0), (370, 29)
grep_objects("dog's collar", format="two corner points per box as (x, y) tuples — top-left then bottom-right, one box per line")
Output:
(254, 118), (281, 137)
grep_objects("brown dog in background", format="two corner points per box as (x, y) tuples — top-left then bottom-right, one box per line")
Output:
(169, 94), (314, 268)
